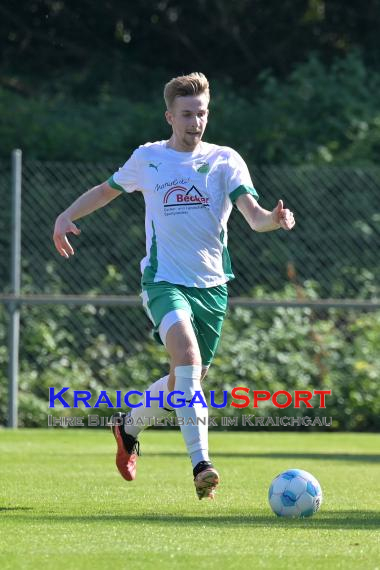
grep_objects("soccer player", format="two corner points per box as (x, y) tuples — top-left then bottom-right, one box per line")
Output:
(53, 72), (295, 500)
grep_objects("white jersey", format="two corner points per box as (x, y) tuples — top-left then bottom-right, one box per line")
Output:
(109, 140), (258, 288)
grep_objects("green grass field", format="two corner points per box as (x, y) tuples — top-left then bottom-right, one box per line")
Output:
(0, 430), (379, 570)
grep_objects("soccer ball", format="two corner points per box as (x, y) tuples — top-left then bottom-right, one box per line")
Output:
(268, 469), (322, 517)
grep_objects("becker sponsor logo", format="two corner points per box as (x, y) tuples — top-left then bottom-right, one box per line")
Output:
(163, 185), (209, 212)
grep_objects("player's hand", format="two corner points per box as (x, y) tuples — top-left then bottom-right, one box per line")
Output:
(53, 214), (81, 258)
(272, 200), (295, 230)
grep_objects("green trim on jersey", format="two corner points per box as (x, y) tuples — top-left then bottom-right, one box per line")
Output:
(142, 221), (158, 283)
(107, 175), (124, 192)
(220, 229), (234, 280)
(230, 185), (259, 204)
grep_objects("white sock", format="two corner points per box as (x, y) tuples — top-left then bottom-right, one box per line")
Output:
(125, 375), (172, 439)
(174, 365), (210, 468)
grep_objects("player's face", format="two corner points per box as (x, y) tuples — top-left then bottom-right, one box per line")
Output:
(165, 93), (209, 152)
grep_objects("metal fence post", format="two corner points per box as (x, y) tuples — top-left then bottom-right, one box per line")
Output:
(8, 149), (22, 428)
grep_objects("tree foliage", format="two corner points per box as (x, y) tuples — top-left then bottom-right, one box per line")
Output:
(1, 52), (379, 165)
(1, 0), (380, 97)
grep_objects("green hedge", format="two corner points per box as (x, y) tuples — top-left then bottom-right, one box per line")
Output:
(1, 286), (379, 430)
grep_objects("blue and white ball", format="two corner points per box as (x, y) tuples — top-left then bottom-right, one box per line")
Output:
(268, 469), (322, 517)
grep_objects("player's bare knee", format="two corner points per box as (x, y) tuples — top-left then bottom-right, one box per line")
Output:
(182, 346), (202, 366)
(171, 349), (202, 371)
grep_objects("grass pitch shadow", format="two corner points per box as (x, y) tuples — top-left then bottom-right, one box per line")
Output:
(147, 451), (380, 463)
(3, 511), (380, 530)
(0, 506), (33, 512)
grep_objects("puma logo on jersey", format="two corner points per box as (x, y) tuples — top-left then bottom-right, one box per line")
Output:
(149, 162), (162, 171)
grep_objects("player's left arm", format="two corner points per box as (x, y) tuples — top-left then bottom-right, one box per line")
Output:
(236, 193), (295, 232)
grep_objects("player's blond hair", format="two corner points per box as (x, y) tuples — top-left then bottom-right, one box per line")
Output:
(164, 72), (210, 109)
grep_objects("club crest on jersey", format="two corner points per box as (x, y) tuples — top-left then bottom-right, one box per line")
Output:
(163, 185), (209, 215)
(196, 161), (210, 174)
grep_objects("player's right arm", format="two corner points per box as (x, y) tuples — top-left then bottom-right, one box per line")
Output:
(53, 181), (121, 258)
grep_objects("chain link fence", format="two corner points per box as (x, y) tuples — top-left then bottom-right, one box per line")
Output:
(1, 156), (380, 427)
(2, 159), (380, 298)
